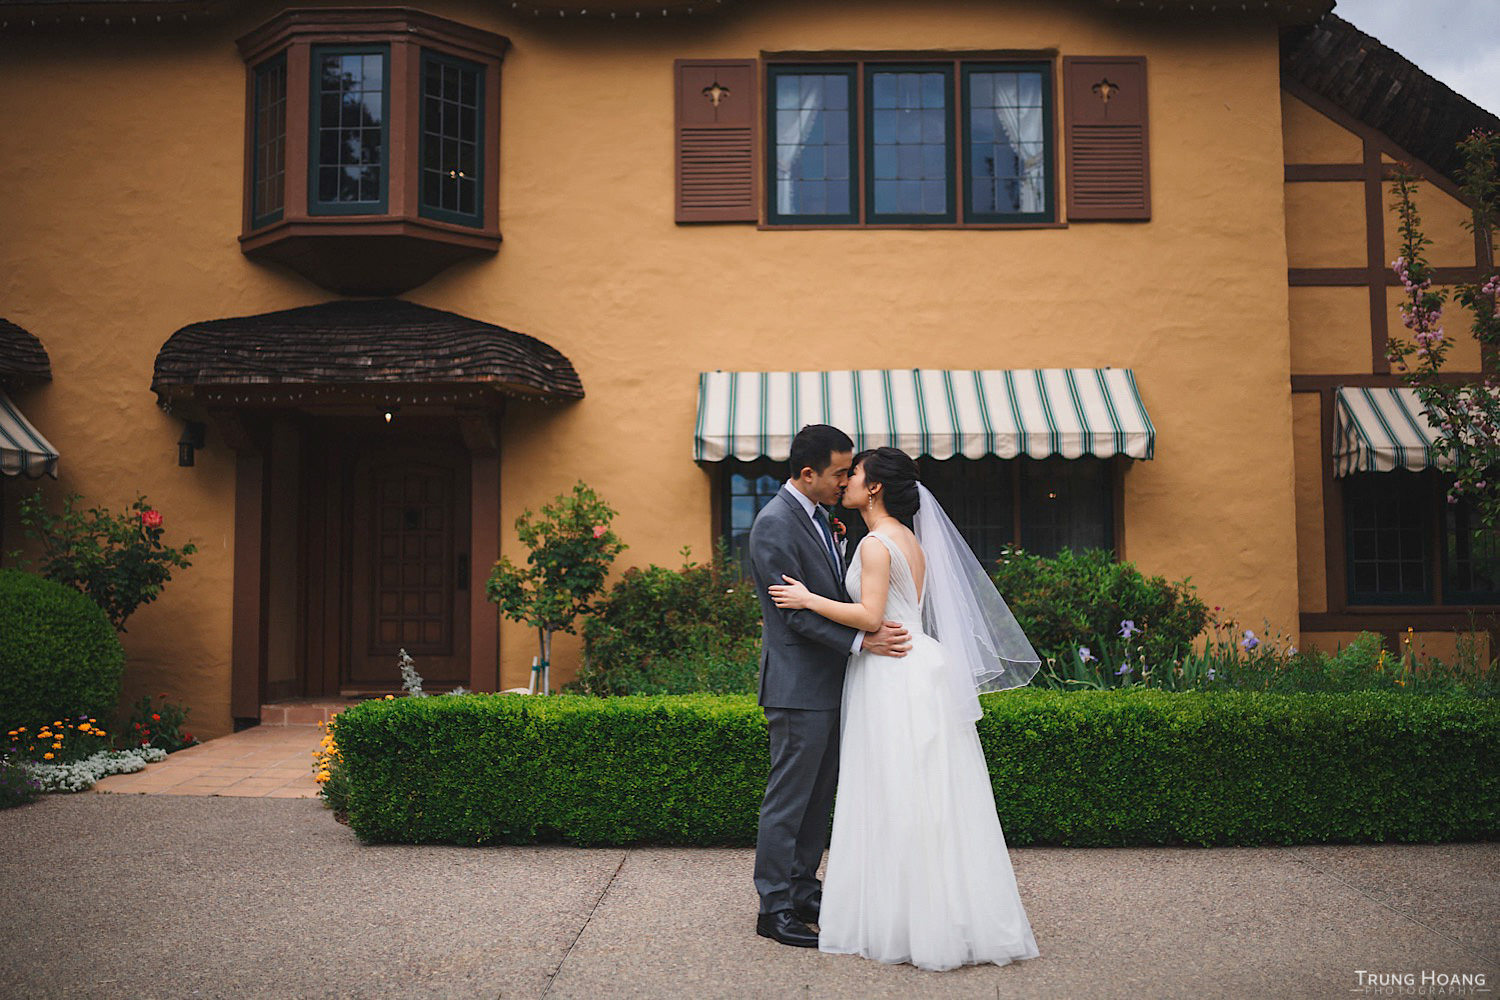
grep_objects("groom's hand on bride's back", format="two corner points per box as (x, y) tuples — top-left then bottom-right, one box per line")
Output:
(862, 621), (911, 657)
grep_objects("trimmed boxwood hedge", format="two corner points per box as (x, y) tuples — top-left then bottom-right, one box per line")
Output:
(332, 688), (1500, 848)
(0, 568), (126, 737)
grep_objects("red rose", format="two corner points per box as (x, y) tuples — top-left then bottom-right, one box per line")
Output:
(141, 509), (163, 529)
(592, 525), (607, 539)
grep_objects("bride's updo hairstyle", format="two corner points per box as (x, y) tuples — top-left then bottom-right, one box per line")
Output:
(852, 447), (921, 528)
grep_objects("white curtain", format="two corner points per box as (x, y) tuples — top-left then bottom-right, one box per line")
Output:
(775, 81), (824, 215)
(983, 75), (1044, 214)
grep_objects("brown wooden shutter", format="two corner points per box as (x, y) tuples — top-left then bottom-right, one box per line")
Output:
(675, 59), (758, 223)
(1063, 56), (1150, 221)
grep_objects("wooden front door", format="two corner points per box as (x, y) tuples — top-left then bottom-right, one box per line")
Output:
(348, 441), (471, 688)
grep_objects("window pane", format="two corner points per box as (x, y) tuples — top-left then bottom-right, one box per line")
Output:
(916, 457), (1016, 567)
(1018, 457), (1112, 557)
(1344, 471), (1431, 603)
(966, 68), (1048, 218)
(1444, 492), (1500, 601)
(722, 459), (790, 572)
(772, 70), (855, 219)
(314, 48), (385, 206)
(419, 52), (484, 224)
(869, 70), (949, 219)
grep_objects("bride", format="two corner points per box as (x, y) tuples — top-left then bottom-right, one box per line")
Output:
(767, 446), (1042, 973)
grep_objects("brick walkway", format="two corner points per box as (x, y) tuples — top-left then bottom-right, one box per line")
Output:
(88, 699), (356, 799)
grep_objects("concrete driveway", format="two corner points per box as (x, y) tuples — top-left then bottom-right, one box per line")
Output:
(1, 789), (1495, 999)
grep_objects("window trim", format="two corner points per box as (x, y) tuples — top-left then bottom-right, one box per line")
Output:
(418, 47), (486, 229)
(760, 51), (1061, 230)
(307, 43), (392, 217)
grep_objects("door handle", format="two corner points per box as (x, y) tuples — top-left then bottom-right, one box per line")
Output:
(457, 553), (469, 591)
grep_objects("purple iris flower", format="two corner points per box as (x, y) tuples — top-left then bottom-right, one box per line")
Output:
(1207, 667), (1217, 680)
(1241, 630), (1259, 651)
(1115, 661), (1133, 676)
(1119, 620), (1139, 639)
(1078, 646), (1096, 663)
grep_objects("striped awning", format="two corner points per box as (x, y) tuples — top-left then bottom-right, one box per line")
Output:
(0, 391), (59, 479)
(1333, 386), (1446, 476)
(694, 368), (1155, 462)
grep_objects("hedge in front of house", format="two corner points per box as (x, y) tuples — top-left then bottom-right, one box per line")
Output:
(0, 568), (126, 738)
(332, 688), (1500, 848)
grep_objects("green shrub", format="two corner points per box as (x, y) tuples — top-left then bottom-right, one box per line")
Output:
(18, 490), (196, 632)
(332, 689), (1500, 848)
(990, 546), (1209, 668)
(572, 546), (761, 696)
(0, 569), (125, 738)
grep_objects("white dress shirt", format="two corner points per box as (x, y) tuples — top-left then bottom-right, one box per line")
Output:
(784, 480), (865, 653)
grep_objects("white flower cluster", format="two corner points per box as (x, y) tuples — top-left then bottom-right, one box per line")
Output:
(20, 746), (168, 793)
(398, 647), (424, 697)
(397, 648), (470, 697)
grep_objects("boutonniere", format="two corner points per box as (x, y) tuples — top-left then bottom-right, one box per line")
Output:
(828, 513), (848, 555)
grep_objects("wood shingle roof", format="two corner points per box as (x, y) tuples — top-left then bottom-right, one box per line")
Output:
(150, 298), (583, 402)
(1281, 13), (1500, 184)
(0, 318), (52, 387)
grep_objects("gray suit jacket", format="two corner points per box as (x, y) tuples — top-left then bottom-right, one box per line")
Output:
(748, 486), (860, 710)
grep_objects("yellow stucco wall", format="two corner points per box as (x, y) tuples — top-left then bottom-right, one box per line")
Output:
(1288, 287), (1371, 374)
(1290, 391), (1326, 614)
(1281, 92), (1362, 163)
(1284, 181), (1366, 268)
(1, 0), (1302, 736)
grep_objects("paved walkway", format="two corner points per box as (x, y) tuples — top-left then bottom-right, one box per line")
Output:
(1, 723), (1494, 999)
(86, 721), (328, 799)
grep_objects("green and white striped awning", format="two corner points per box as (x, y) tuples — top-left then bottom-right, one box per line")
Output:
(1333, 386), (1446, 476)
(694, 368), (1155, 462)
(0, 391), (59, 479)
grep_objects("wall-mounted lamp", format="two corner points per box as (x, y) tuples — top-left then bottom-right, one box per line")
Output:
(177, 420), (206, 467)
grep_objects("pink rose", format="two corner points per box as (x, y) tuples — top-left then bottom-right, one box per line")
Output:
(592, 525), (607, 538)
(141, 509), (163, 529)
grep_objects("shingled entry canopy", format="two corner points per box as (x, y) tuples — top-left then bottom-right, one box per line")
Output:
(150, 297), (583, 408)
(148, 298), (583, 720)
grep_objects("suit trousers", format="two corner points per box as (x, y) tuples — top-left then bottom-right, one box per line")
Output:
(754, 705), (841, 915)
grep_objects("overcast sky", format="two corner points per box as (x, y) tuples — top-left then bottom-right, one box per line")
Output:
(1331, 0), (1499, 115)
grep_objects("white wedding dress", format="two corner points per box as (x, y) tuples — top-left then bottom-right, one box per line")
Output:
(817, 530), (1041, 972)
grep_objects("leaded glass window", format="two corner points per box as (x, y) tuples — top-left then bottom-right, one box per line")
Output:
(1444, 491), (1500, 603)
(419, 50), (484, 227)
(767, 67), (856, 224)
(1345, 471), (1432, 604)
(718, 455), (1115, 575)
(251, 54), (287, 227)
(963, 64), (1052, 222)
(723, 459), (788, 572)
(310, 45), (389, 214)
(867, 66), (953, 222)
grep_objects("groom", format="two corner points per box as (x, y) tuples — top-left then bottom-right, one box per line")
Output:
(748, 423), (912, 948)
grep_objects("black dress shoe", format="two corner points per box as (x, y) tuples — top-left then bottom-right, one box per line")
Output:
(793, 897), (820, 925)
(756, 910), (819, 948)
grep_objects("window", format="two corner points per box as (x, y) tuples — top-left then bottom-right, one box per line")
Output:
(420, 50), (485, 227)
(720, 455), (1114, 573)
(236, 9), (508, 295)
(309, 46), (390, 215)
(766, 58), (1054, 227)
(251, 54), (287, 228)
(1344, 470), (1500, 605)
